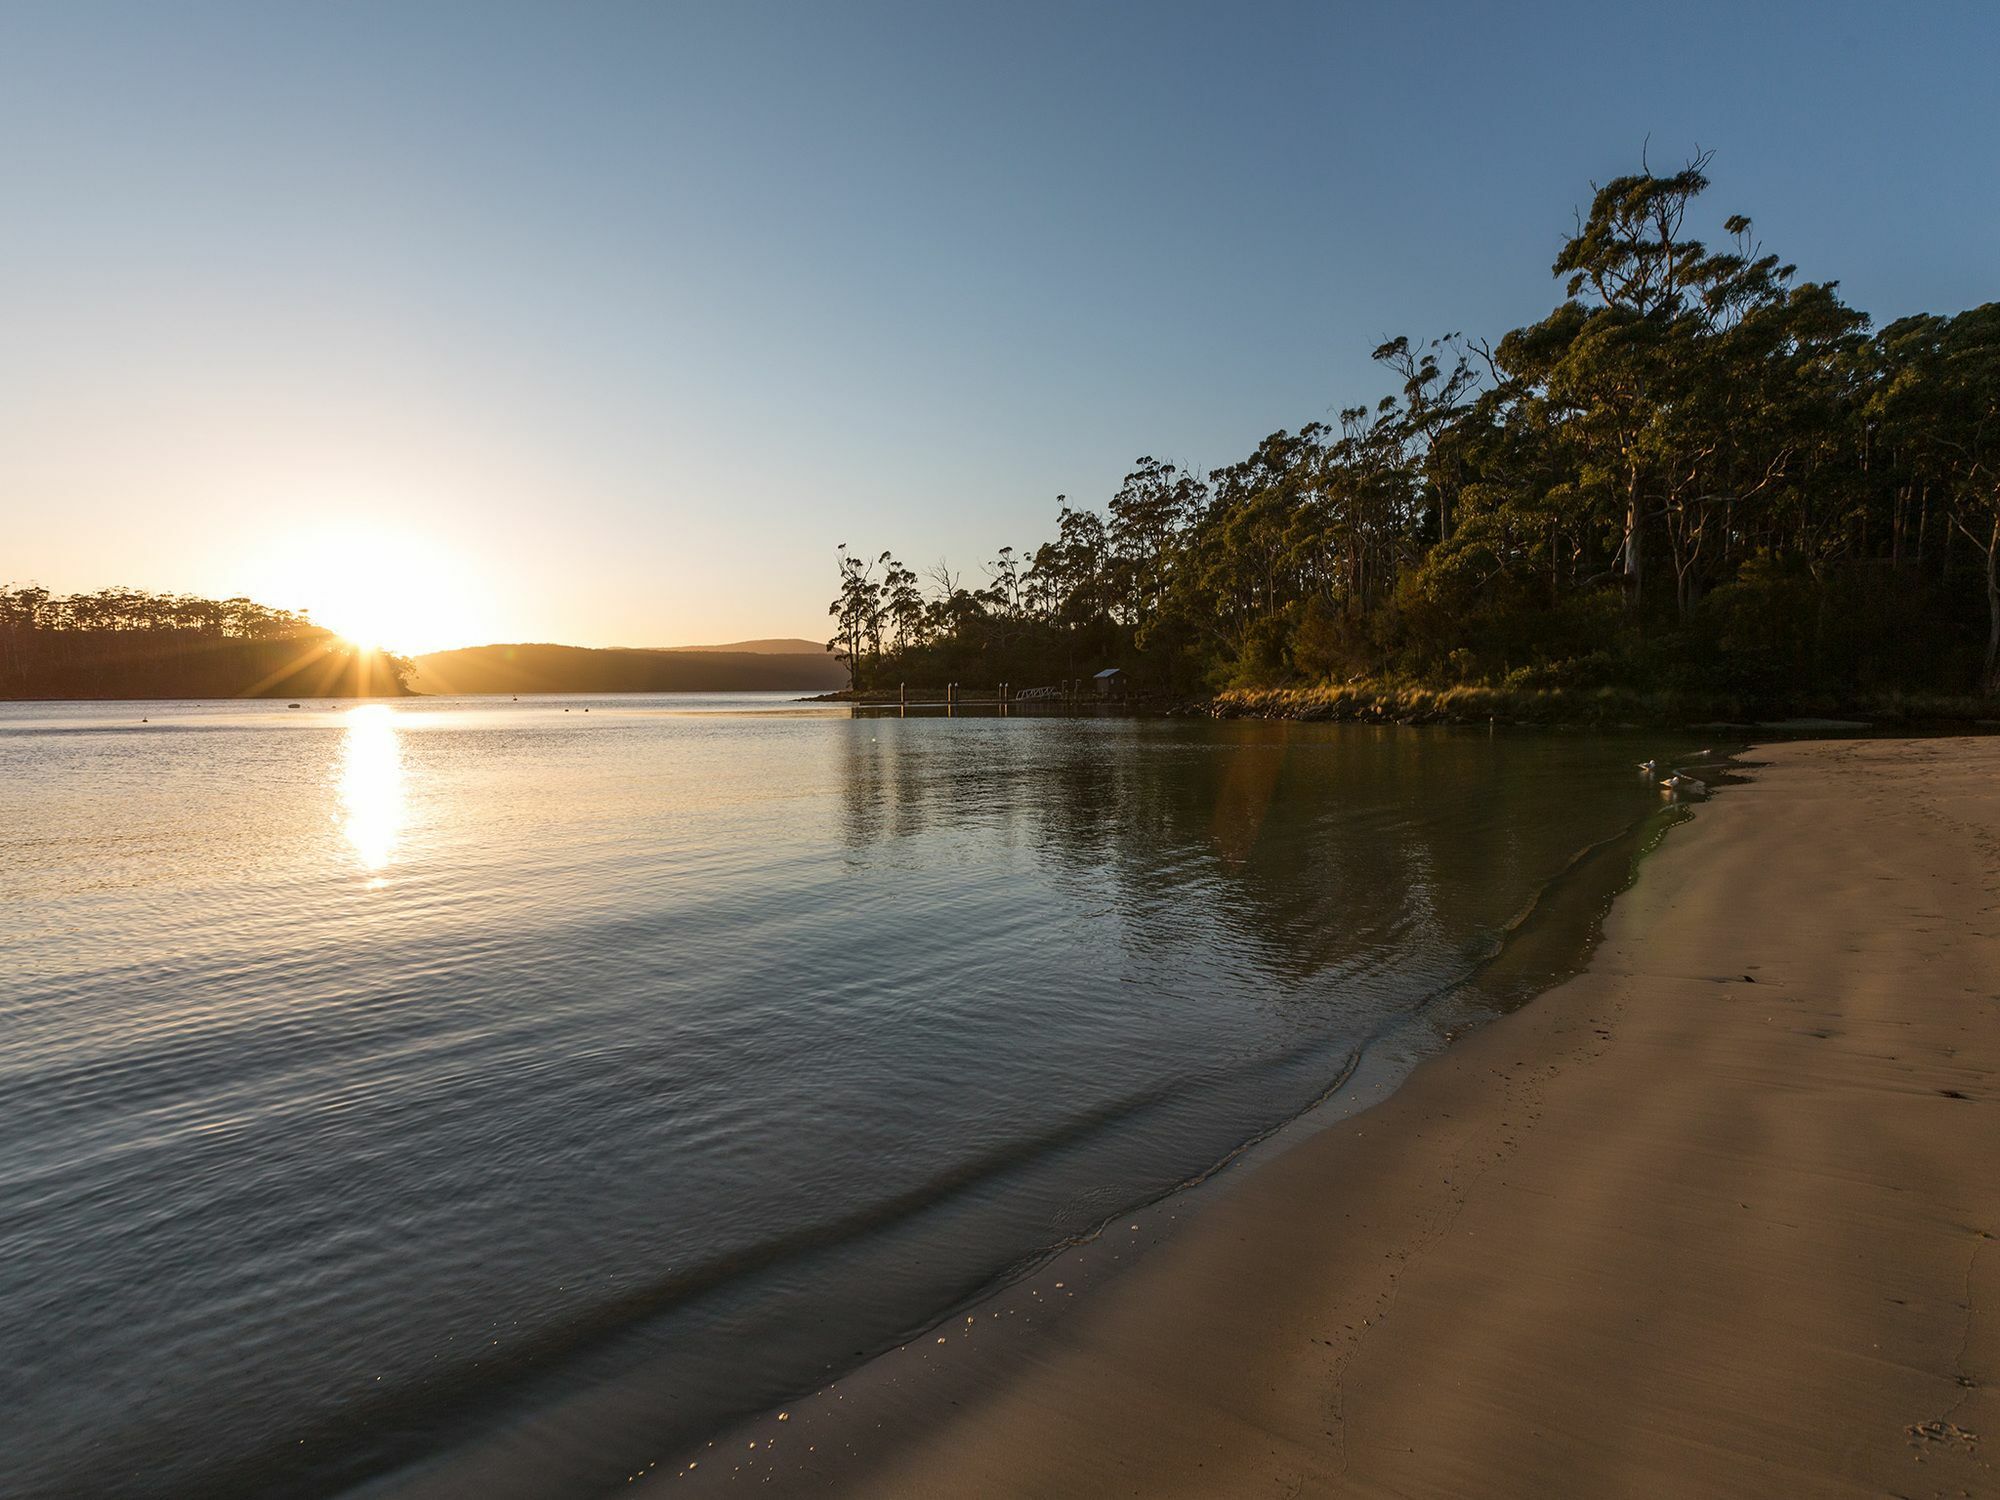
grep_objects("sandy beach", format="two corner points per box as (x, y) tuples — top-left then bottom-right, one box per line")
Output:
(677, 737), (2000, 1498)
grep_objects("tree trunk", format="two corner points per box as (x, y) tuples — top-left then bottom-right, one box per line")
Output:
(1985, 514), (2000, 693)
(1677, 559), (1699, 618)
(1621, 475), (1643, 606)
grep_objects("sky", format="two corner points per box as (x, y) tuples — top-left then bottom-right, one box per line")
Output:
(2, 1), (1995, 654)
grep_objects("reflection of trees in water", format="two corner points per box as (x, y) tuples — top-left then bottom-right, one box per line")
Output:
(835, 719), (1049, 853)
(833, 721), (1654, 1025)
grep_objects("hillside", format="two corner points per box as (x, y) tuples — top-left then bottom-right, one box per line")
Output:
(408, 643), (847, 695)
(660, 637), (828, 655)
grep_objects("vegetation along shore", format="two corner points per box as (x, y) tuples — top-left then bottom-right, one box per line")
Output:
(829, 156), (2000, 718)
(0, 586), (412, 700)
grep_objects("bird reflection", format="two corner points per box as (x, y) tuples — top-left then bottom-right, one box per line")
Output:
(339, 705), (405, 883)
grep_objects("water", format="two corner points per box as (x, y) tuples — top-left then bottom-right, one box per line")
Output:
(0, 694), (1707, 1497)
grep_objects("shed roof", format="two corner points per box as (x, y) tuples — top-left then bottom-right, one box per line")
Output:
(1093, 667), (1123, 678)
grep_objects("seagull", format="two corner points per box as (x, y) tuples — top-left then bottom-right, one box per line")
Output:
(1638, 758), (1662, 776)
(1661, 773), (1708, 797)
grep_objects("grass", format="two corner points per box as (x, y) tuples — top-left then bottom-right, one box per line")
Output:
(1204, 680), (2000, 728)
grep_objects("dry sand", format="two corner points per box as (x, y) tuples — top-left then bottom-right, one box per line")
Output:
(686, 738), (1999, 1498)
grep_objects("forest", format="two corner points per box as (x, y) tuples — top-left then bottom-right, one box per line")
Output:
(829, 156), (2000, 715)
(0, 585), (411, 699)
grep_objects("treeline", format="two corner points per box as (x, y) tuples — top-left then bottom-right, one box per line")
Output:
(0, 585), (412, 699)
(830, 155), (2000, 707)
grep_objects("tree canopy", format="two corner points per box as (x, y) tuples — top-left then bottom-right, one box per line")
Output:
(832, 155), (2000, 707)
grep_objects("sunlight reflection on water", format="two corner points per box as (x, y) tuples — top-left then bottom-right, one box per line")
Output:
(338, 705), (404, 881)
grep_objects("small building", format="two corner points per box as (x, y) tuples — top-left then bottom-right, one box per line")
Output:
(1093, 666), (1125, 698)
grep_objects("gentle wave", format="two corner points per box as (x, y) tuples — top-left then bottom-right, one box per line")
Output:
(0, 694), (1711, 1498)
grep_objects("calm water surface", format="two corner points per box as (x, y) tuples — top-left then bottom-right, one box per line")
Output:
(0, 694), (1704, 1497)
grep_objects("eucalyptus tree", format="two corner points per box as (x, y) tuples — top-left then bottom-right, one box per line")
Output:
(826, 545), (886, 689)
(1371, 334), (1480, 543)
(1535, 152), (1734, 602)
(1873, 305), (2000, 685)
(831, 155), (2000, 700)
(1107, 458), (1205, 628)
(882, 556), (926, 654)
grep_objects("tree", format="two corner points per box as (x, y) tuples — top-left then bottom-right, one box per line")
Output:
(829, 154), (2000, 705)
(1107, 458), (1204, 629)
(826, 545), (885, 690)
(1371, 334), (1480, 542)
(1874, 306), (2000, 686)
(882, 556), (926, 654)
(0, 583), (410, 699)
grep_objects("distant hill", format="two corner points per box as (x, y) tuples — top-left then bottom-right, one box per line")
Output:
(408, 643), (848, 696)
(660, 637), (828, 656)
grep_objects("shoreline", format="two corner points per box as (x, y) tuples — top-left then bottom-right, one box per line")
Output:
(1203, 683), (2000, 729)
(652, 736), (1999, 1496)
(810, 681), (2000, 729)
(362, 736), (1704, 1500)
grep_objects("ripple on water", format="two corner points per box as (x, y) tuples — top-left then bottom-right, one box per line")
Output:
(0, 695), (1710, 1498)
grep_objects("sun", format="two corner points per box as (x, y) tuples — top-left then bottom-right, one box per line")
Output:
(313, 568), (430, 654)
(241, 523), (495, 657)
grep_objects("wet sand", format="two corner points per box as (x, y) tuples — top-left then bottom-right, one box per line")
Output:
(669, 738), (1999, 1497)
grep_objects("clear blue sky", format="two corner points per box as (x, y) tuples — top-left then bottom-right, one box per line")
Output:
(2, 1), (1994, 651)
